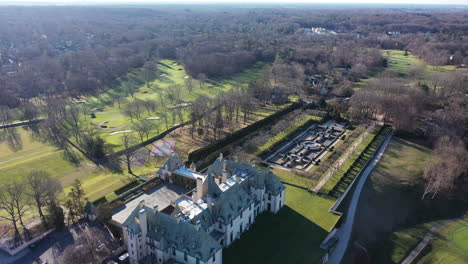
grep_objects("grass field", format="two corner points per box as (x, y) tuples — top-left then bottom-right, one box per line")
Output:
(0, 127), (138, 202)
(223, 185), (340, 264)
(417, 217), (468, 264)
(382, 50), (456, 76)
(77, 59), (267, 151)
(349, 137), (468, 263)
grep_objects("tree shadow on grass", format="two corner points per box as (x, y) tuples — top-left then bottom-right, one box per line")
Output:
(223, 206), (327, 264)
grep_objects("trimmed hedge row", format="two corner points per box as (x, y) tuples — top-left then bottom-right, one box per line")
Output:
(257, 115), (324, 159)
(324, 125), (392, 195)
(187, 102), (303, 164)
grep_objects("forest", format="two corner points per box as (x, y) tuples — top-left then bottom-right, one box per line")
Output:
(0, 6), (467, 109)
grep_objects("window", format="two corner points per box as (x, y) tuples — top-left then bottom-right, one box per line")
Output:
(196, 257), (200, 264)
(220, 239), (224, 246)
(184, 252), (188, 261)
(173, 249), (176, 256)
(230, 232), (233, 243)
(230, 220), (233, 227)
(213, 253), (216, 261)
(219, 222), (222, 229)
(240, 224), (243, 233)
(240, 211), (243, 218)
(267, 203), (271, 211)
(249, 216), (251, 225)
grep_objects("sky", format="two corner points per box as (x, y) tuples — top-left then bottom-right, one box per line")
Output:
(3, 0), (468, 5)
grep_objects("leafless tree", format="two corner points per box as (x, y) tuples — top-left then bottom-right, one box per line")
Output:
(120, 133), (138, 174)
(132, 120), (155, 142)
(26, 171), (62, 228)
(422, 136), (468, 199)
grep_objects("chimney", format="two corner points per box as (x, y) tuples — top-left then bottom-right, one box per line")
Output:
(139, 200), (145, 209)
(251, 160), (256, 168)
(138, 207), (148, 245)
(218, 153), (223, 161)
(196, 176), (207, 200)
(234, 156), (239, 163)
(190, 162), (197, 171)
(195, 220), (201, 231)
(222, 160), (229, 182)
(153, 205), (159, 213)
(192, 189), (198, 203)
(206, 194), (213, 211)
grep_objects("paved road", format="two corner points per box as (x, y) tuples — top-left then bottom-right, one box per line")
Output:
(325, 132), (393, 264)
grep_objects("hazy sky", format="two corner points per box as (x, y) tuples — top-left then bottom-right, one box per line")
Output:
(4, 0), (468, 5)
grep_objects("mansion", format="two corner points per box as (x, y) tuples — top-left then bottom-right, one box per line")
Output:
(122, 154), (286, 264)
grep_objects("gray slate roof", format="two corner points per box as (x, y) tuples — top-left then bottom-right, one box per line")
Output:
(123, 205), (221, 262)
(158, 154), (184, 175)
(206, 158), (285, 196)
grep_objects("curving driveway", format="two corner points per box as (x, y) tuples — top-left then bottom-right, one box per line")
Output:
(325, 132), (393, 264)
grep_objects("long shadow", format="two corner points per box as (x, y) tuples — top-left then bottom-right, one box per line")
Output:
(15, 228), (74, 264)
(223, 206), (327, 264)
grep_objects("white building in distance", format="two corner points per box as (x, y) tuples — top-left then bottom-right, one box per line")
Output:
(122, 154), (286, 264)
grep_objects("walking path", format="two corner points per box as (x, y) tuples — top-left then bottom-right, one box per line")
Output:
(0, 148), (59, 166)
(324, 132), (393, 264)
(400, 216), (464, 264)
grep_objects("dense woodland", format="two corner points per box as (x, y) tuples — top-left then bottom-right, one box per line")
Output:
(1, 6), (468, 109)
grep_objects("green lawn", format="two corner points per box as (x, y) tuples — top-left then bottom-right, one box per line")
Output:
(271, 167), (317, 189)
(77, 59), (267, 151)
(0, 127), (137, 203)
(382, 49), (456, 76)
(224, 185), (340, 264)
(417, 217), (468, 264)
(349, 137), (467, 263)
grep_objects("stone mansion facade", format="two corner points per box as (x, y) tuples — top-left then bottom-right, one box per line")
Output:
(122, 154), (286, 264)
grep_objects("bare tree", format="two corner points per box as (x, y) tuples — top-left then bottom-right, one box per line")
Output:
(132, 120), (155, 142)
(422, 136), (468, 199)
(60, 227), (116, 264)
(120, 133), (137, 174)
(26, 171), (62, 228)
(0, 183), (25, 245)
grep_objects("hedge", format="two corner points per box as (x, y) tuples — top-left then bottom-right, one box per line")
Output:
(187, 101), (303, 164)
(114, 180), (140, 195)
(257, 115), (324, 159)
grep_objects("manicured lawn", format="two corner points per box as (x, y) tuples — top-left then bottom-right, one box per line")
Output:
(271, 167), (317, 189)
(78, 59), (268, 151)
(0, 127), (137, 203)
(0, 127), (78, 185)
(382, 49), (456, 76)
(224, 185), (340, 264)
(418, 217), (468, 264)
(349, 137), (465, 263)
(63, 168), (135, 202)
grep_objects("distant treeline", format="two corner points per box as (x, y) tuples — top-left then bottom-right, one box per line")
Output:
(0, 6), (467, 108)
